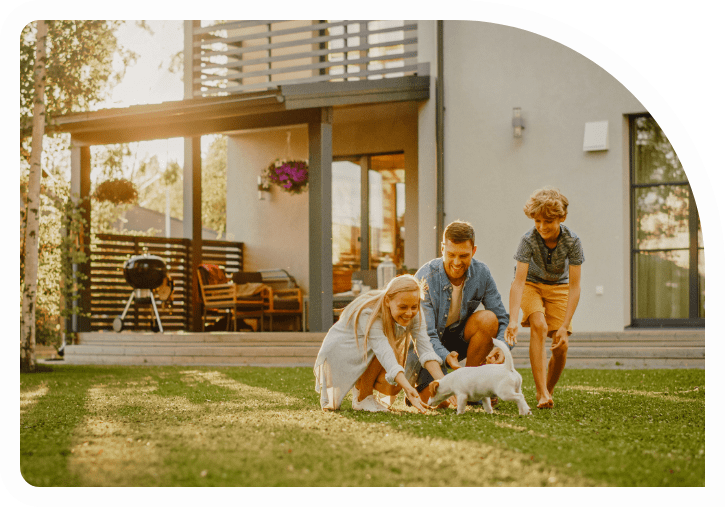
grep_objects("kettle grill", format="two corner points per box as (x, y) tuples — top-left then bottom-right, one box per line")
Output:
(113, 253), (172, 333)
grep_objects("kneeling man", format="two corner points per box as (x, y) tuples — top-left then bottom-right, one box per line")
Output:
(407, 220), (510, 403)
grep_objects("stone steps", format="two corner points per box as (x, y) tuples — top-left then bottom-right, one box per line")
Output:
(62, 329), (705, 369)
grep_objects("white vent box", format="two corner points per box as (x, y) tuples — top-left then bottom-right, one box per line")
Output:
(583, 120), (609, 151)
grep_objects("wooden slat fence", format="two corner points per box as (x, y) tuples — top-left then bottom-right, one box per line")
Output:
(90, 234), (243, 332)
(191, 20), (419, 97)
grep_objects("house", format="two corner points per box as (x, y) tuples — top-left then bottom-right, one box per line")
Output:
(54, 20), (703, 332)
(114, 205), (221, 240)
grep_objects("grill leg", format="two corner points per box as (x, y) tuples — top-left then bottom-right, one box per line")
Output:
(120, 292), (135, 320)
(149, 294), (164, 333)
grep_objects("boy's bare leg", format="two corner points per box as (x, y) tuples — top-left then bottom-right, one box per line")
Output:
(463, 310), (499, 367)
(546, 333), (568, 395)
(528, 312), (553, 408)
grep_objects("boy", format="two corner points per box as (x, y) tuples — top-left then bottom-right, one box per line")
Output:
(505, 188), (584, 409)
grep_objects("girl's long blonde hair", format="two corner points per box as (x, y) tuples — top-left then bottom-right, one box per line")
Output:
(339, 274), (424, 357)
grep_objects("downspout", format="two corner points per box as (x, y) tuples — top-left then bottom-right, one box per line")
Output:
(435, 20), (445, 249)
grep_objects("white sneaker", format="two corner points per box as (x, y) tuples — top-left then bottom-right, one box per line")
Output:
(378, 394), (396, 408)
(351, 387), (389, 412)
(354, 394), (390, 412)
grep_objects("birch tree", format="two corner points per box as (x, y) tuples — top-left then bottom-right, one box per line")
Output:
(21, 20), (48, 371)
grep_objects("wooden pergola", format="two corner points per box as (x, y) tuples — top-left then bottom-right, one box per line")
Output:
(51, 76), (429, 332)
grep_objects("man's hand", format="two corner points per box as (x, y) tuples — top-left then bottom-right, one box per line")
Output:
(504, 323), (518, 346)
(485, 347), (505, 365)
(445, 351), (462, 370)
(551, 328), (569, 351)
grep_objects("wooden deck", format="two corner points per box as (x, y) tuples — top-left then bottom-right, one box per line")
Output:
(62, 328), (705, 369)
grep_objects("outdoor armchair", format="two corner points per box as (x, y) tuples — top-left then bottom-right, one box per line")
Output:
(197, 265), (265, 332)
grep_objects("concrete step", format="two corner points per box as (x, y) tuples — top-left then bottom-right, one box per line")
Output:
(62, 329), (705, 368)
(77, 331), (327, 345)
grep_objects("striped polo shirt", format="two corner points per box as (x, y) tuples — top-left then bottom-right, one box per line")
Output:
(514, 224), (585, 285)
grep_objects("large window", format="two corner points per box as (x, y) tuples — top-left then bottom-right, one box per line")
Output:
(331, 153), (405, 292)
(630, 115), (704, 326)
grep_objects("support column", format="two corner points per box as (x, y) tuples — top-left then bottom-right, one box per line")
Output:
(70, 141), (92, 332)
(416, 21), (440, 265)
(183, 136), (203, 331)
(360, 156), (370, 270)
(308, 108), (333, 332)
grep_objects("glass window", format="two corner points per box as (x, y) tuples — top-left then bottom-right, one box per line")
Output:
(631, 114), (704, 325)
(331, 153), (405, 293)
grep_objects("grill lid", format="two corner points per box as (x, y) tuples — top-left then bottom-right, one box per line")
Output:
(123, 254), (168, 289)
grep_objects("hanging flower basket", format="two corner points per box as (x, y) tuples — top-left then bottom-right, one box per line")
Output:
(92, 178), (138, 205)
(263, 159), (309, 195)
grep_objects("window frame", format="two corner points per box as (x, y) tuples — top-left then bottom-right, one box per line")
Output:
(629, 113), (704, 327)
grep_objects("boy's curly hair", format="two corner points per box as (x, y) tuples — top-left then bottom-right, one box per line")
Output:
(524, 187), (569, 220)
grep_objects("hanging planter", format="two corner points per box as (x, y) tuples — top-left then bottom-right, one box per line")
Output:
(263, 159), (309, 195)
(92, 178), (138, 205)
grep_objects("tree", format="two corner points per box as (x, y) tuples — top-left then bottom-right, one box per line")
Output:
(20, 21), (136, 370)
(202, 135), (227, 237)
(20, 20), (48, 371)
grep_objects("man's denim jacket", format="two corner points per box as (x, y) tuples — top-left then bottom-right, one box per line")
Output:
(414, 257), (511, 362)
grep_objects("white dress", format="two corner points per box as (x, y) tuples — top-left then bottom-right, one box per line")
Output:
(313, 308), (441, 410)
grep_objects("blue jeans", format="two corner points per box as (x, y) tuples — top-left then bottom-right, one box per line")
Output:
(406, 321), (468, 391)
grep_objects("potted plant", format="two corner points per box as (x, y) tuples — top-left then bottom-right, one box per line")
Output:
(263, 159), (309, 195)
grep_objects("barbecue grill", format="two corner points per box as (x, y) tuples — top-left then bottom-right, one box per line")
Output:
(113, 253), (173, 333)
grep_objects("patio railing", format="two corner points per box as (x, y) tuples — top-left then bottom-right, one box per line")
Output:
(189, 20), (420, 97)
(88, 234), (243, 332)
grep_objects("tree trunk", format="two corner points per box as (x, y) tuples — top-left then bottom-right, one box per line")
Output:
(21, 20), (48, 372)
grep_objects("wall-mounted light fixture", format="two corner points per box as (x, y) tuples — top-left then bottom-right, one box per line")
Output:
(257, 175), (271, 200)
(512, 107), (524, 138)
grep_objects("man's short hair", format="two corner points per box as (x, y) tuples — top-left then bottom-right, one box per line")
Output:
(443, 220), (475, 246)
(523, 187), (569, 220)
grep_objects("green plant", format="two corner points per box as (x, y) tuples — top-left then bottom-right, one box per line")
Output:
(92, 178), (138, 205)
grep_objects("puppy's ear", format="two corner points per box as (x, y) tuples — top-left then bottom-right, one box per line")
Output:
(429, 381), (439, 397)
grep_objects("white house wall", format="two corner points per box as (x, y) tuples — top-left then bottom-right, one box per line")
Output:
(226, 103), (419, 294)
(438, 21), (645, 331)
(226, 126), (310, 292)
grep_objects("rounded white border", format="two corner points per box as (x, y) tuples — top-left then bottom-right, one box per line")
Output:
(0, 0), (725, 505)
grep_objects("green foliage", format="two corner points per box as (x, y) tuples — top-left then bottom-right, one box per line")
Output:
(58, 195), (89, 323)
(202, 135), (227, 237)
(92, 178), (139, 205)
(20, 366), (705, 487)
(20, 20), (137, 142)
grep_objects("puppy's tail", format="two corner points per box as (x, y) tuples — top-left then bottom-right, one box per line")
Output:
(492, 338), (515, 372)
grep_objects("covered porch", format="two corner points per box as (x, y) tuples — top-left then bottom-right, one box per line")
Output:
(52, 77), (430, 333)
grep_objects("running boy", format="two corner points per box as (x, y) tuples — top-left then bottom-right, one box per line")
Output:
(504, 188), (584, 409)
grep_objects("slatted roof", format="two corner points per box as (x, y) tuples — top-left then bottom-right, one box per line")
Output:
(51, 76), (429, 145)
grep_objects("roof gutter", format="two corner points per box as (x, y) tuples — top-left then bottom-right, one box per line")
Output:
(435, 20), (445, 248)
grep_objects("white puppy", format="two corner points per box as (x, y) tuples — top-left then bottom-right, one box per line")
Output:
(427, 339), (532, 415)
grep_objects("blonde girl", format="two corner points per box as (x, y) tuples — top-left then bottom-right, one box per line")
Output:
(314, 274), (445, 413)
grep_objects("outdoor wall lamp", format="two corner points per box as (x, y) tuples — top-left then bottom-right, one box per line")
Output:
(257, 175), (271, 200)
(512, 107), (524, 138)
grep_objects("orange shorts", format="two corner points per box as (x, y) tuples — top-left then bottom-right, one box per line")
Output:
(520, 282), (572, 336)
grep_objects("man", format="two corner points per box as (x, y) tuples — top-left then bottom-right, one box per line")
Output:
(407, 220), (510, 403)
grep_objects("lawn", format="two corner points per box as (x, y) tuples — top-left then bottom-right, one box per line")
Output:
(19, 364), (704, 487)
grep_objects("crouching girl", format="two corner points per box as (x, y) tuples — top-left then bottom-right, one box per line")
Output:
(314, 275), (446, 413)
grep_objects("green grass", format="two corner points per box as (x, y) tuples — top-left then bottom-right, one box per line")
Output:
(20, 365), (704, 487)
